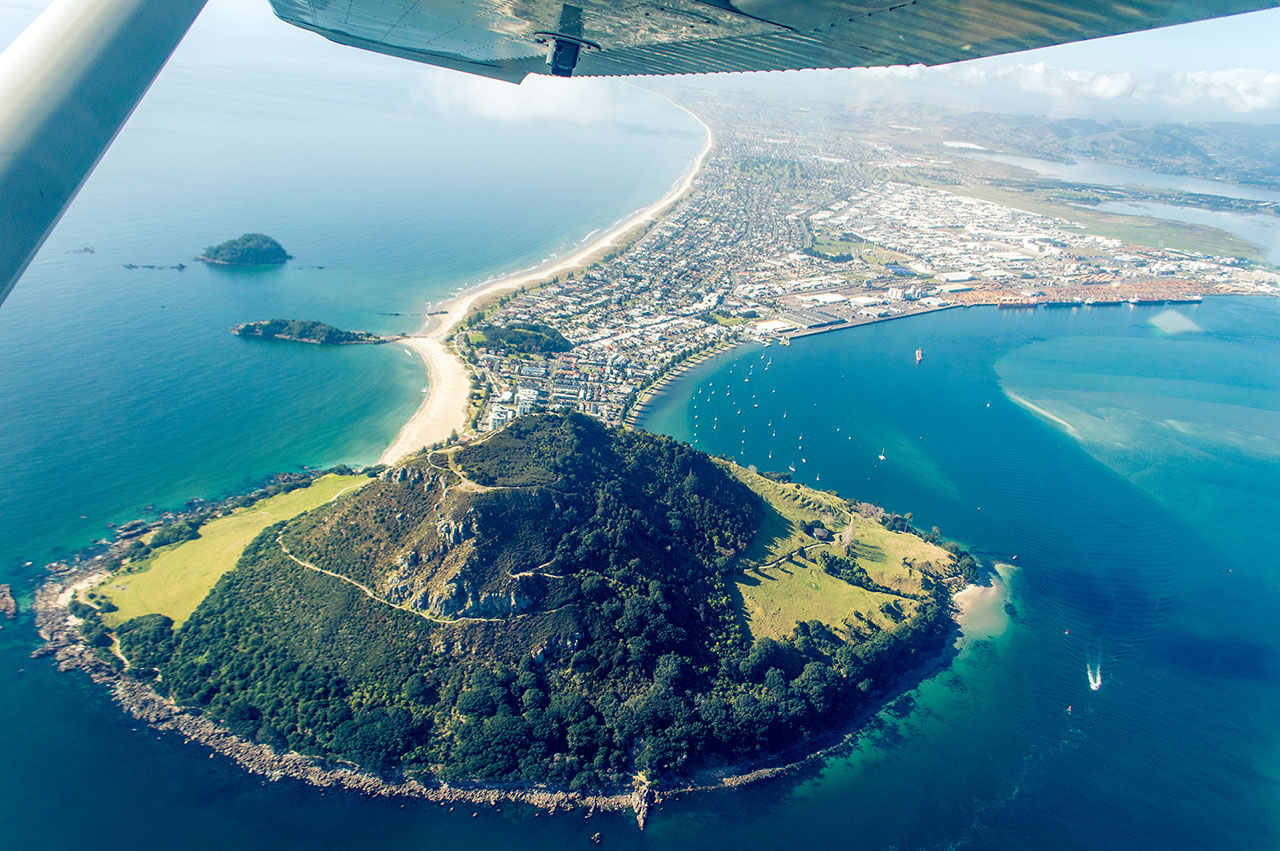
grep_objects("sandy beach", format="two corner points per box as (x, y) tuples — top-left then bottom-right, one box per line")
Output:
(379, 104), (713, 465)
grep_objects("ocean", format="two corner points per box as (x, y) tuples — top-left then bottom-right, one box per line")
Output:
(4, 4), (1280, 848)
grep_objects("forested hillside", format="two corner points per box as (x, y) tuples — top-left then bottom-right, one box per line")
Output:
(112, 414), (965, 791)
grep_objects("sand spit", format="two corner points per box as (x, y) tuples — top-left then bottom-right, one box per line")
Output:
(379, 108), (713, 465)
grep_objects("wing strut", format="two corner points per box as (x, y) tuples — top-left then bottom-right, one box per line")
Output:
(0, 0), (208, 306)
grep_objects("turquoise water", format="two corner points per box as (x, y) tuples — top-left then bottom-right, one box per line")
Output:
(641, 297), (1280, 848)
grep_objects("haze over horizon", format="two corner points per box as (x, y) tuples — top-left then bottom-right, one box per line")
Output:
(4, 0), (1280, 129)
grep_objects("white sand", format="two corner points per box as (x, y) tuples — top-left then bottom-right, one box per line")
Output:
(379, 106), (713, 465)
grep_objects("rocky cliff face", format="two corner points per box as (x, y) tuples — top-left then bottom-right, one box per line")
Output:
(301, 456), (572, 623)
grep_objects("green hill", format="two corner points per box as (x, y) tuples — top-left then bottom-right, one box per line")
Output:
(231, 319), (384, 345)
(199, 233), (290, 266)
(471, 321), (573, 355)
(105, 413), (965, 792)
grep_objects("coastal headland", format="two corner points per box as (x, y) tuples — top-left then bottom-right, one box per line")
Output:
(36, 413), (985, 825)
(231, 319), (393, 345)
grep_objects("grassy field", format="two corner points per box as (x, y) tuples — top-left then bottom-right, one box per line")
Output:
(848, 520), (953, 595)
(98, 474), (368, 627)
(729, 466), (954, 640)
(812, 234), (913, 267)
(736, 556), (905, 640)
(951, 182), (1263, 260)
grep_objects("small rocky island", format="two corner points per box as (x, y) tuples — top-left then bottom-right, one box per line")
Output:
(33, 414), (983, 822)
(198, 233), (291, 266)
(231, 319), (389, 345)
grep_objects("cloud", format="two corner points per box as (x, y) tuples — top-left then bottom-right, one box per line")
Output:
(1157, 68), (1280, 112)
(995, 62), (1136, 100)
(843, 61), (1280, 114)
(411, 68), (629, 123)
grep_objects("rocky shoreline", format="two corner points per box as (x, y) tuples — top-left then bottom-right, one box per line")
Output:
(230, 320), (393, 346)
(28, 468), (981, 829)
(32, 545), (975, 829)
(32, 564), (657, 824)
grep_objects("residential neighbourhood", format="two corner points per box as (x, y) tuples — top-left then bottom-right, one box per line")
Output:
(456, 98), (1280, 433)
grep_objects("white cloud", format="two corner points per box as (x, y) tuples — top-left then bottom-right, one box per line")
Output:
(411, 68), (629, 123)
(836, 61), (1280, 115)
(1157, 68), (1280, 112)
(997, 62), (1136, 100)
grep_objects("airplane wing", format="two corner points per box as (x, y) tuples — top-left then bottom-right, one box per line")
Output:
(269, 0), (1280, 81)
(2, 0), (1278, 306)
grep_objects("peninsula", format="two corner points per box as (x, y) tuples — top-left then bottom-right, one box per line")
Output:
(198, 233), (291, 266)
(38, 413), (976, 816)
(231, 319), (389, 345)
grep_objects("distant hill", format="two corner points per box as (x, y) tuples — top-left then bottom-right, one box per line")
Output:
(100, 413), (968, 793)
(473, 321), (573, 355)
(231, 319), (385, 345)
(199, 233), (291, 266)
(853, 104), (1280, 191)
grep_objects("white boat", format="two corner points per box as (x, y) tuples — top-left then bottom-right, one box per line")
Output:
(878, 448), (886, 461)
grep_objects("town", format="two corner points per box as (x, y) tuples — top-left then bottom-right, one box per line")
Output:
(455, 95), (1280, 434)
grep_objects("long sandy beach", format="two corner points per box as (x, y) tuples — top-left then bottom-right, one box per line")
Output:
(379, 105), (712, 465)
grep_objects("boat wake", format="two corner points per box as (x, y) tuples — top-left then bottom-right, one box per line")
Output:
(1087, 659), (1103, 691)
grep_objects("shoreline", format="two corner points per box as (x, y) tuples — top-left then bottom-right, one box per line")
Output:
(33, 552), (991, 826)
(627, 305), (959, 430)
(379, 105), (715, 465)
(624, 339), (741, 427)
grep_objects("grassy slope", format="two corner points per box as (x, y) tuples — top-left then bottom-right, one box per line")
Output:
(99, 474), (368, 627)
(730, 465), (953, 640)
